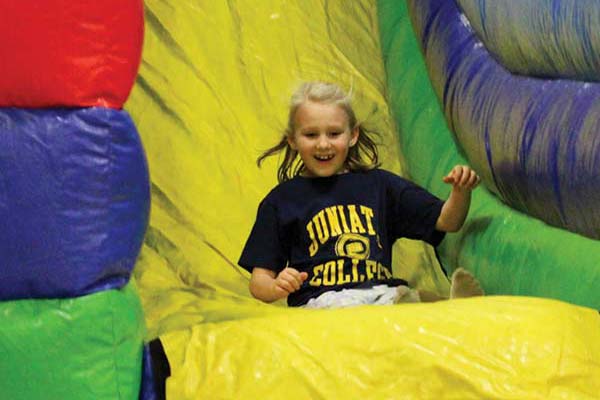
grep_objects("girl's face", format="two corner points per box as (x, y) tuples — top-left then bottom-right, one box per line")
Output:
(288, 101), (359, 178)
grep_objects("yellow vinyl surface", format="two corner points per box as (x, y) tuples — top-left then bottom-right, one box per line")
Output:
(125, 1), (600, 398)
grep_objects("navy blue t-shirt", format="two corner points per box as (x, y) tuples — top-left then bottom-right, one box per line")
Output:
(238, 168), (445, 306)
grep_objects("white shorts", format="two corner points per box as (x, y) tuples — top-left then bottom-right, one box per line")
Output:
(303, 284), (420, 309)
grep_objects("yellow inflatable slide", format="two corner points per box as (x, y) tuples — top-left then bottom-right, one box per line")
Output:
(126, 1), (600, 398)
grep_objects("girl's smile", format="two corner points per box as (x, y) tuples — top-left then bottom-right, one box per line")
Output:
(288, 101), (358, 178)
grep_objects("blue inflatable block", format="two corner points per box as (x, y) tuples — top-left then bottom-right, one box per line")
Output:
(0, 108), (150, 300)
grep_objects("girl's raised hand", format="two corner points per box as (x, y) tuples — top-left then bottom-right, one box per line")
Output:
(443, 165), (481, 191)
(272, 267), (308, 299)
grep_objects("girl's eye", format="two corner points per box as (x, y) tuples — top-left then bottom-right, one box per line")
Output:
(304, 132), (317, 138)
(330, 131), (343, 137)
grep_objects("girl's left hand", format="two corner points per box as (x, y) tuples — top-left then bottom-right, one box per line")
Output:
(443, 165), (481, 190)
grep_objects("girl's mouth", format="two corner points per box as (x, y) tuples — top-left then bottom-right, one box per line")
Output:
(314, 154), (334, 161)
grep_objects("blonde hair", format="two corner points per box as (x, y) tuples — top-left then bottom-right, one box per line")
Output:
(258, 81), (380, 182)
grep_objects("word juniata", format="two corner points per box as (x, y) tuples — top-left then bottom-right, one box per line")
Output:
(306, 204), (376, 256)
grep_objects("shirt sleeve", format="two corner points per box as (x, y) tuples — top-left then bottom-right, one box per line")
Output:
(386, 172), (446, 246)
(238, 198), (287, 274)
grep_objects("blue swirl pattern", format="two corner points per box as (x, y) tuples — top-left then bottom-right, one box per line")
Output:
(457, 0), (600, 81)
(408, 0), (600, 239)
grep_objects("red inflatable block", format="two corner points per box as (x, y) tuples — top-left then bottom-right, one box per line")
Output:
(0, 1), (144, 109)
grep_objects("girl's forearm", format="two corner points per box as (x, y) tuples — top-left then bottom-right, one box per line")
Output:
(436, 188), (471, 232)
(249, 271), (279, 302)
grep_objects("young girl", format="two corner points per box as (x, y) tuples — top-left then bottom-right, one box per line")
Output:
(238, 81), (483, 308)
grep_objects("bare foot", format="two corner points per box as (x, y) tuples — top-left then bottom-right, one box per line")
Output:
(394, 286), (420, 303)
(450, 268), (484, 299)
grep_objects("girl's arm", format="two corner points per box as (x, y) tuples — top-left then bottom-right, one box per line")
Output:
(250, 267), (308, 303)
(435, 165), (480, 232)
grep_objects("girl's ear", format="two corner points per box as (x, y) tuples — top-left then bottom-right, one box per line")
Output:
(349, 125), (360, 147)
(287, 134), (297, 150)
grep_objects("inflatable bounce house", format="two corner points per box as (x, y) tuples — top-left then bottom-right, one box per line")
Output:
(1, 0), (599, 399)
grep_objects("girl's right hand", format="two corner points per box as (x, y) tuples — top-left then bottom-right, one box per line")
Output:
(272, 267), (308, 299)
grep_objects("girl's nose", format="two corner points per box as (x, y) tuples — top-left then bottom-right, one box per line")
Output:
(317, 136), (330, 149)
